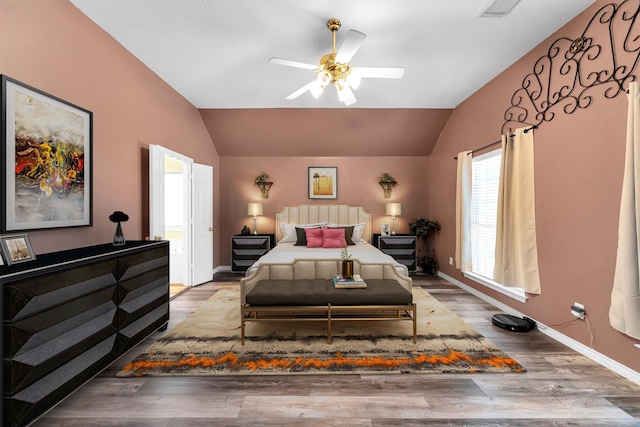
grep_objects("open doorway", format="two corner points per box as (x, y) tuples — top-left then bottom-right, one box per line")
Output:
(149, 145), (213, 296)
(164, 156), (189, 293)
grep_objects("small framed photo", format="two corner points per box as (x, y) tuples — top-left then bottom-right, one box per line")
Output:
(308, 167), (337, 199)
(381, 224), (390, 236)
(0, 234), (36, 265)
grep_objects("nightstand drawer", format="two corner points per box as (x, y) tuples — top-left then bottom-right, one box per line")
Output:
(374, 234), (417, 274)
(231, 234), (274, 273)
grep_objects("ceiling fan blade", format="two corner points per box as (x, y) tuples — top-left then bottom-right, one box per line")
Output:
(353, 67), (405, 79)
(338, 85), (357, 106)
(285, 81), (318, 100)
(335, 29), (366, 63)
(268, 57), (317, 70)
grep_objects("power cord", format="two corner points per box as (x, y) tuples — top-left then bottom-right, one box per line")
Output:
(539, 314), (594, 348)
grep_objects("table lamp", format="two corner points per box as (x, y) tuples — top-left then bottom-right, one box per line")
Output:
(247, 202), (263, 235)
(386, 203), (402, 235)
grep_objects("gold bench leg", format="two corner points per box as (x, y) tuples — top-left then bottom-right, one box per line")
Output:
(241, 304), (246, 345)
(327, 304), (332, 344)
(413, 303), (417, 343)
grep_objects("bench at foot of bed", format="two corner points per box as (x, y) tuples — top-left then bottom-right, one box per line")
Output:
(241, 278), (416, 344)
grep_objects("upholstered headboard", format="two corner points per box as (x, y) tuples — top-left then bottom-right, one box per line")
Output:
(275, 205), (372, 243)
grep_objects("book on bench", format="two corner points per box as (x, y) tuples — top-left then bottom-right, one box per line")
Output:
(333, 274), (367, 288)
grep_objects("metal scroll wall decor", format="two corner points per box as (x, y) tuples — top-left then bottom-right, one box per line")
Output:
(502, 0), (640, 134)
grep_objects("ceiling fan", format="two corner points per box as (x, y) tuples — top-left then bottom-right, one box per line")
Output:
(268, 18), (405, 106)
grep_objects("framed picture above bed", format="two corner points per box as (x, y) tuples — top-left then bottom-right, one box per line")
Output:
(308, 166), (337, 199)
(1, 75), (92, 232)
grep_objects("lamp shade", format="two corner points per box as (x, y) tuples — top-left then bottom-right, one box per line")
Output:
(247, 202), (263, 216)
(386, 203), (402, 216)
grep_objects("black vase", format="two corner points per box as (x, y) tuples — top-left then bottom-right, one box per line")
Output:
(113, 221), (125, 246)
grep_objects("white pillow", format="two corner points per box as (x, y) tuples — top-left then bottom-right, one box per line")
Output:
(327, 223), (366, 242)
(280, 222), (327, 243)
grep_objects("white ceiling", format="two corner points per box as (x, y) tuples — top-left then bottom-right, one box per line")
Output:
(69, 0), (596, 109)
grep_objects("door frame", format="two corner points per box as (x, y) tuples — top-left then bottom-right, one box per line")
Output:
(150, 145), (193, 286)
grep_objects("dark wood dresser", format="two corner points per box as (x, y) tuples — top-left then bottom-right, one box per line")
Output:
(1, 240), (170, 427)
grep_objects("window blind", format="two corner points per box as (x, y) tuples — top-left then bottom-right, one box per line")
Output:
(471, 149), (501, 279)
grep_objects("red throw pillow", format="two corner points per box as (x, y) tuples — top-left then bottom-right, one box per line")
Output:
(305, 227), (324, 247)
(321, 227), (346, 248)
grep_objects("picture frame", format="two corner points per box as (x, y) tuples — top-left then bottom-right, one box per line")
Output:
(308, 167), (337, 199)
(381, 224), (390, 236)
(1, 75), (92, 232)
(0, 234), (36, 265)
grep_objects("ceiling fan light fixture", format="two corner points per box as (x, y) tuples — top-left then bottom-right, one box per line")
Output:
(317, 70), (331, 86)
(346, 71), (361, 90)
(269, 18), (404, 106)
(310, 81), (325, 99)
(337, 87), (347, 102)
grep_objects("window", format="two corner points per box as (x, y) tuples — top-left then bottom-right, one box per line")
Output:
(466, 149), (527, 302)
(470, 149), (501, 279)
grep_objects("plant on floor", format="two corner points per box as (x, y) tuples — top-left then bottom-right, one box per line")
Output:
(408, 217), (441, 275)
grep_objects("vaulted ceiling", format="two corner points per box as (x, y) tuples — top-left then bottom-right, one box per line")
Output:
(69, 0), (595, 156)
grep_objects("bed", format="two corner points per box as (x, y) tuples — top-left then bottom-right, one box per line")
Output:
(239, 205), (416, 344)
(245, 205), (410, 278)
(239, 258), (416, 344)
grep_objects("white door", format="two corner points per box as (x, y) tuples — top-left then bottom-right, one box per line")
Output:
(149, 144), (167, 242)
(193, 163), (213, 285)
(149, 144), (193, 286)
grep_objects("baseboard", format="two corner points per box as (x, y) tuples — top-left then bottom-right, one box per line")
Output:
(213, 265), (231, 274)
(438, 271), (640, 386)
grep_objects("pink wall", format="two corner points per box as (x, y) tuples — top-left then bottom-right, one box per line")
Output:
(0, 0), (221, 264)
(200, 108), (452, 157)
(429, 0), (638, 372)
(219, 156), (430, 265)
(3, 0), (636, 376)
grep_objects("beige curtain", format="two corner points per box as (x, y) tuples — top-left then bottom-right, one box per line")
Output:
(493, 128), (541, 294)
(610, 81), (640, 339)
(455, 151), (472, 271)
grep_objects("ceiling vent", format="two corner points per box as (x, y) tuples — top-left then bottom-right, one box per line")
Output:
(479, 0), (522, 17)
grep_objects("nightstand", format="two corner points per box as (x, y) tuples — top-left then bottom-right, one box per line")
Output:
(372, 233), (417, 274)
(231, 234), (275, 273)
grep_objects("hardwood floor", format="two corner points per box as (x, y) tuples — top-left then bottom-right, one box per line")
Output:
(33, 276), (640, 426)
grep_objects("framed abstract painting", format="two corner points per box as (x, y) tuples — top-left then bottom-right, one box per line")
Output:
(308, 166), (337, 199)
(1, 75), (92, 232)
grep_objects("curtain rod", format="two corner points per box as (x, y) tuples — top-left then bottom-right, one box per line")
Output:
(453, 125), (537, 160)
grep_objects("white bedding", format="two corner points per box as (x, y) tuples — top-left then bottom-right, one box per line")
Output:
(246, 241), (409, 277)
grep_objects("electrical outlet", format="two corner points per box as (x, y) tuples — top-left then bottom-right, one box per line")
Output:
(449, 257), (454, 265)
(571, 302), (585, 319)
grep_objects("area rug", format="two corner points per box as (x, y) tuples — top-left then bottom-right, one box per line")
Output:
(117, 286), (525, 376)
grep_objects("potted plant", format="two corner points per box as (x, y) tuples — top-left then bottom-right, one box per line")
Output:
(340, 245), (354, 279)
(254, 172), (273, 198)
(378, 173), (397, 198)
(408, 217), (441, 275)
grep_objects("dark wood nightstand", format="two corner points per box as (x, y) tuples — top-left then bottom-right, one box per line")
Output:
(372, 233), (417, 274)
(231, 234), (275, 273)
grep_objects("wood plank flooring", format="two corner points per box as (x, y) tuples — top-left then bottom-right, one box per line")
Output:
(33, 276), (640, 426)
